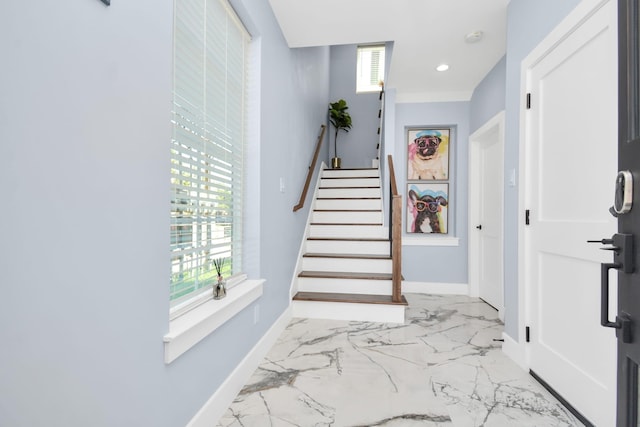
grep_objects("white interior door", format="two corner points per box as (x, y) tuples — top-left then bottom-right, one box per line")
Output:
(469, 112), (504, 318)
(523, 1), (617, 426)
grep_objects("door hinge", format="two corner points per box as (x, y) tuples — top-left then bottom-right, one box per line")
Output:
(526, 326), (531, 342)
(525, 209), (530, 225)
(526, 93), (531, 109)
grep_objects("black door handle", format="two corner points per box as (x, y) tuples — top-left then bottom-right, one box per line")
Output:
(601, 262), (621, 329)
(476, 225), (482, 230)
(600, 262), (632, 343)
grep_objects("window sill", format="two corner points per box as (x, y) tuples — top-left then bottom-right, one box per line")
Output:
(402, 236), (459, 246)
(163, 279), (264, 364)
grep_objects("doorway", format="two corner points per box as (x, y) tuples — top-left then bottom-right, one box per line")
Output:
(469, 111), (505, 319)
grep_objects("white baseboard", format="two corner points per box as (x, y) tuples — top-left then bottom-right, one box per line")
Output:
(186, 306), (292, 427)
(501, 331), (528, 370)
(402, 281), (468, 295)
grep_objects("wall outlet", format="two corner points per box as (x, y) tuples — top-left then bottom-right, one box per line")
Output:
(279, 177), (285, 193)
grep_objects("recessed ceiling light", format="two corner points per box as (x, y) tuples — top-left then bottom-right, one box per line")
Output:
(436, 64), (449, 72)
(465, 31), (484, 43)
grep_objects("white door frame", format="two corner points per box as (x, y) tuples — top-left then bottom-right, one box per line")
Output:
(468, 110), (505, 320)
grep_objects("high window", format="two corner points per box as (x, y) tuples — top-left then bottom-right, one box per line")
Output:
(170, 0), (250, 307)
(356, 44), (385, 93)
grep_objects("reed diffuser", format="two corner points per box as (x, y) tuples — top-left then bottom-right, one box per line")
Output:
(213, 257), (227, 300)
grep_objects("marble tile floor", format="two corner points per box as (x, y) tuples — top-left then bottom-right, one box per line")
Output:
(217, 294), (583, 427)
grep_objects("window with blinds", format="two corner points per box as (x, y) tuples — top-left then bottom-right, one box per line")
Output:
(170, 0), (250, 306)
(356, 45), (385, 93)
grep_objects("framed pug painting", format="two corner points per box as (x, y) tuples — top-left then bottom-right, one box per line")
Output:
(407, 183), (448, 234)
(407, 128), (450, 180)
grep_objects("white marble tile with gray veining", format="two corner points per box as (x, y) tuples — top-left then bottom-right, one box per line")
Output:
(217, 294), (583, 427)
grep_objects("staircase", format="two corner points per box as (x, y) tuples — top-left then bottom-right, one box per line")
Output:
(291, 167), (407, 323)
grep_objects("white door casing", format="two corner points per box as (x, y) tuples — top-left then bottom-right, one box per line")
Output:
(520, 1), (617, 426)
(469, 111), (505, 320)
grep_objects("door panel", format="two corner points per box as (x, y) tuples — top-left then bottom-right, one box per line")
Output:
(469, 114), (504, 317)
(479, 132), (503, 310)
(525, 2), (618, 426)
(538, 253), (613, 382)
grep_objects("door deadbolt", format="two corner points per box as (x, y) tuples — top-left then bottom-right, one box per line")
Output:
(611, 170), (633, 216)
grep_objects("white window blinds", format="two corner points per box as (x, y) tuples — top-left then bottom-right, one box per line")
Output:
(356, 45), (386, 93)
(170, 0), (250, 304)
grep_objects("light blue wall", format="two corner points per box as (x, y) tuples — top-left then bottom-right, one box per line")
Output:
(501, 0), (582, 339)
(0, 0), (591, 424)
(0, 0), (329, 426)
(393, 102), (470, 284)
(329, 44), (384, 169)
(242, 0), (330, 330)
(470, 55), (506, 134)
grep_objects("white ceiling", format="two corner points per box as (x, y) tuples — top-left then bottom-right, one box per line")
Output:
(268, 0), (510, 102)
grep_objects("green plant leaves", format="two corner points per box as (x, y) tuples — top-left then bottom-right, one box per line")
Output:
(329, 99), (352, 131)
(329, 99), (353, 158)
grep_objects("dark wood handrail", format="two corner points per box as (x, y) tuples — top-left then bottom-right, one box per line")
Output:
(387, 155), (402, 303)
(293, 125), (326, 212)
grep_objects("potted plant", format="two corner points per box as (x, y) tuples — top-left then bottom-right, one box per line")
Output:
(329, 99), (352, 169)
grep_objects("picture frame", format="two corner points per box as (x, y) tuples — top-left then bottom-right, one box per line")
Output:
(407, 183), (449, 234)
(407, 128), (450, 180)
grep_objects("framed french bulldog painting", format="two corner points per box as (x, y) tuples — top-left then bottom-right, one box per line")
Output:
(407, 183), (448, 234)
(407, 128), (450, 180)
